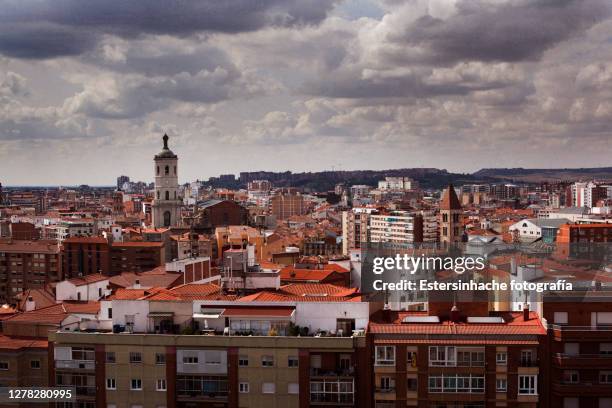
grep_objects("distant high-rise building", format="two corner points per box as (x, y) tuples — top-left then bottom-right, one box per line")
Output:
(369, 211), (423, 244)
(152, 134), (181, 228)
(270, 192), (305, 220)
(571, 181), (607, 208)
(439, 184), (463, 245)
(116, 175), (129, 191)
(377, 176), (418, 191)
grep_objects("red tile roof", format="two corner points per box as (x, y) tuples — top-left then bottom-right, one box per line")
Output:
(222, 307), (295, 317)
(368, 311), (546, 336)
(67, 274), (108, 286)
(0, 336), (48, 350)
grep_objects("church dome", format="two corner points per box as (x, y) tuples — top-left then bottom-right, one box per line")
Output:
(154, 134), (177, 159)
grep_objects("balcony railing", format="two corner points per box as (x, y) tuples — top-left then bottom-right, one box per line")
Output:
(375, 387), (395, 393)
(55, 360), (95, 370)
(310, 368), (355, 377)
(549, 324), (612, 331)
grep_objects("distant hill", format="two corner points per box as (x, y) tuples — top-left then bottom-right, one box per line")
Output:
(473, 167), (612, 183)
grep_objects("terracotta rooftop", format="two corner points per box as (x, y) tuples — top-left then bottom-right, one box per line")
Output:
(369, 310), (546, 336)
(16, 288), (56, 311)
(0, 336), (48, 350)
(0, 240), (59, 254)
(109, 269), (183, 289)
(62, 236), (108, 244)
(111, 241), (164, 248)
(67, 274), (108, 286)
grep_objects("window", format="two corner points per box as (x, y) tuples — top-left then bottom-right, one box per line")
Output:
(520, 350), (534, 366)
(131, 379), (142, 390)
(72, 347), (95, 361)
(106, 378), (116, 390)
(262, 383), (275, 394)
(30, 360), (41, 369)
(406, 351), (417, 367)
(130, 352), (142, 363)
(563, 370), (579, 384)
(601, 344), (612, 355)
(428, 375), (485, 393)
(600, 371), (612, 384)
(563, 398), (579, 408)
(457, 350), (484, 367)
(239, 382), (249, 393)
(107, 307), (112, 318)
(601, 398), (612, 408)
(310, 354), (322, 369)
(518, 375), (537, 395)
(288, 383), (299, 394)
(0, 361), (8, 370)
(261, 355), (274, 367)
(554, 312), (569, 325)
(375, 346), (395, 366)
(407, 377), (417, 391)
(205, 351), (221, 365)
(288, 356), (299, 368)
(155, 353), (166, 365)
(106, 352), (116, 364)
(165, 191), (170, 200)
(496, 352), (507, 365)
(183, 355), (198, 364)
(156, 379), (167, 391)
(496, 378), (507, 392)
(429, 346), (456, 367)
(238, 355), (248, 366)
(164, 165), (169, 175)
(379, 377), (395, 391)
(564, 343), (579, 356)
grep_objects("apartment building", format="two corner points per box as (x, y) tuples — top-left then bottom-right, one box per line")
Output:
(49, 332), (369, 408)
(368, 302), (545, 408)
(342, 207), (379, 255)
(109, 241), (165, 275)
(62, 236), (111, 279)
(543, 291), (612, 408)
(270, 192), (305, 220)
(369, 211), (423, 245)
(0, 239), (61, 302)
(556, 223), (612, 243)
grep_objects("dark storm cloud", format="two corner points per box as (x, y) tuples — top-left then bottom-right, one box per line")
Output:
(0, 23), (97, 59)
(0, 0), (339, 59)
(403, 0), (611, 63)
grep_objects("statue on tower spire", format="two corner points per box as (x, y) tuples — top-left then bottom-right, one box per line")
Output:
(163, 133), (169, 149)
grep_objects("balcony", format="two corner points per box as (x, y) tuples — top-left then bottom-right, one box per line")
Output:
(553, 353), (612, 368)
(551, 382), (612, 397)
(310, 367), (355, 378)
(549, 324), (612, 341)
(310, 378), (354, 406)
(55, 360), (95, 370)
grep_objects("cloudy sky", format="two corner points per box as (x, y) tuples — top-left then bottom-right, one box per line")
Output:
(1, 0), (612, 185)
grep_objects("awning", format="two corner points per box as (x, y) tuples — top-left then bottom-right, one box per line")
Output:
(222, 307), (295, 318)
(147, 312), (174, 318)
(193, 313), (222, 319)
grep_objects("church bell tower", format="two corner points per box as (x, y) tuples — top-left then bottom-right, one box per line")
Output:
(152, 134), (181, 228)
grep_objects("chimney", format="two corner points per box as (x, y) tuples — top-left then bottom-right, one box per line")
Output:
(523, 304), (530, 321)
(382, 303), (392, 323)
(450, 305), (460, 323)
(134, 279), (141, 289)
(25, 296), (36, 312)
